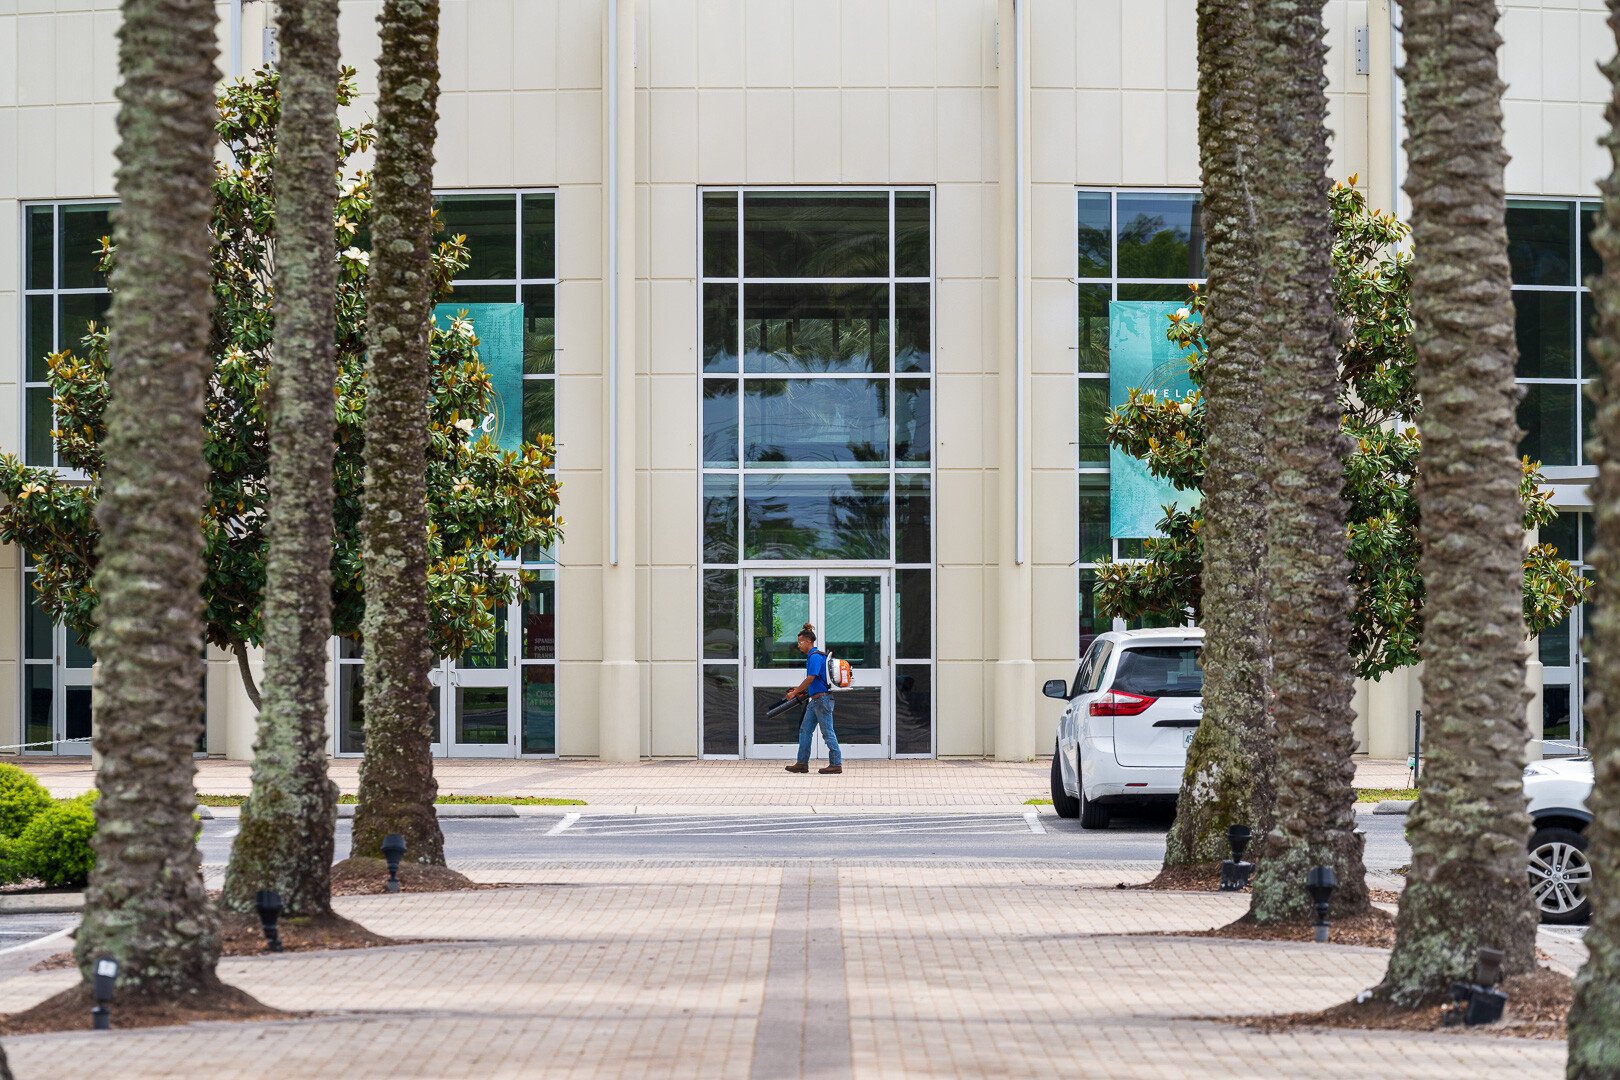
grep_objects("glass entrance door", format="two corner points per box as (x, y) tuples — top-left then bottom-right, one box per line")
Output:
(440, 600), (517, 757)
(743, 569), (889, 760)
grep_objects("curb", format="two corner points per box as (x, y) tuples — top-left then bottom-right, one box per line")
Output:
(0, 892), (83, 915)
(334, 804), (520, 819)
(1372, 799), (1415, 815)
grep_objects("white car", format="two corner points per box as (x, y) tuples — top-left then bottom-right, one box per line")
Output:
(1524, 756), (1595, 925)
(1046, 628), (1204, 829)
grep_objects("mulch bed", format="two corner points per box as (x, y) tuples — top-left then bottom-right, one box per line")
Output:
(330, 857), (495, 896)
(0, 980), (286, 1035)
(1119, 863), (1226, 892)
(217, 910), (402, 955)
(1237, 968), (1572, 1040)
(1174, 907), (1398, 949)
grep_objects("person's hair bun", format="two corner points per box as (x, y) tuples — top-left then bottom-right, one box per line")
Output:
(799, 622), (817, 641)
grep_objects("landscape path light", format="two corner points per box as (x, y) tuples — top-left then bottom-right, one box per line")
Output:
(1305, 866), (1337, 943)
(382, 833), (407, 893)
(256, 889), (284, 952)
(91, 955), (118, 1030)
(1444, 946), (1508, 1026)
(1219, 825), (1253, 891)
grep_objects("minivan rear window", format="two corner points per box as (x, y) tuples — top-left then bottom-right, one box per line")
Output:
(1110, 646), (1203, 698)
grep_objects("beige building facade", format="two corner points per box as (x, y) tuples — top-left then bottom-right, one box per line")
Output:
(0, 0), (1605, 762)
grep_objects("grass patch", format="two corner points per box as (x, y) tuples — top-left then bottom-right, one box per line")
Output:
(1024, 798), (1052, 806)
(197, 794), (586, 808)
(1355, 787), (1418, 803)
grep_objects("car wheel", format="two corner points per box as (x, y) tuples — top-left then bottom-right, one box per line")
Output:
(1077, 762), (1111, 830)
(1050, 741), (1079, 819)
(1528, 826), (1591, 926)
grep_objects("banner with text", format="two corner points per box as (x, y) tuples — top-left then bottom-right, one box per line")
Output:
(1108, 300), (1202, 539)
(433, 302), (525, 454)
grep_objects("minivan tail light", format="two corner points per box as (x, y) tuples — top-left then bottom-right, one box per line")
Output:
(1090, 691), (1156, 717)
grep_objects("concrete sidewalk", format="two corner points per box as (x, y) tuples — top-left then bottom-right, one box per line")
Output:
(0, 862), (1562, 1078)
(11, 756), (1415, 813)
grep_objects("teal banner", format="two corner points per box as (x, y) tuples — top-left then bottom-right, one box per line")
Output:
(1109, 301), (1202, 538)
(433, 302), (525, 454)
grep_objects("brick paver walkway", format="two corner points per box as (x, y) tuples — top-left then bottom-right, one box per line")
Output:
(13, 757), (1413, 812)
(0, 864), (1564, 1078)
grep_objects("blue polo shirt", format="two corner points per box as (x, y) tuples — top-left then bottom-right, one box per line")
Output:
(805, 650), (829, 696)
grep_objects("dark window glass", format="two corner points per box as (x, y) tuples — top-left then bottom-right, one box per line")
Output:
(1116, 283), (1191, 302)
(895, 380), (930, 466)
(743, 473), (890, 560)
(895, 663), (932, 754)
(25, 666), (53, 750)
(58, 205), (111, 289)
(743, 193), (890, 278)
(744, 284), (889, 373)
(703, 569), (738, 659)
(896, 473), (930, 564)
(1543, 684), (1572, 743)
(1583, 292), (1596, 380)
(24, 575), (51, 660)
(522, 577), (556, 659)
(522, 379), (555, 443)
(703, 192), (739, 278)
(824, 576), (882, 668)
(1584, 378), (1596, 466)
(445, 283), (516, 304)
(1542, 512), (1578, 561)
(751, 686), (802, 743)
(522, 665), (556, 754)
(1518, 382), (1577, 467)
(26, 295), (53, 383)
(1539, 615), (1571, 666)
(458, 619), (508, 669)
(26, 206), (54, 291)
(65, 626), (93, 668)
(895, 192), (930, 278)
(1079, 472), (1109, 564)
(896, 283), (930, 372)
(64, 684), (92, 742)
(751, 576), (812, 668)
(26, 388), (54, 467)
(1582, 203), (1602, 281)
(703, 473), (739, 563)
(1109, 645), (1203, 697)
(896, 568), (930, 659)
(704, 284), (740, 372)
(1507, 200), (1575, 286)
(1078, 380), (1110, 467)
(702, 665), (741, 756)
(1079, 569), (1103, 655)
(1514, 291), (1576, 380)
(702, 380), (739, 467)
(521, 285), (555, 375)
(338, 664), (365, 753)
(743, 378), (889, 468)
(1078, 284), (1110, 373)
(521, 193), (555, 280)
(438, 195), (517, 281)
(1077, 192), (1112, 278)
(1116, 194), (1203, 280)
(57, 292), (110, 353)
(831, 688), (882, 744)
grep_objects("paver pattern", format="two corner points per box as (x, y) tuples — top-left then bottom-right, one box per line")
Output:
(0, 863), (1564, 1078)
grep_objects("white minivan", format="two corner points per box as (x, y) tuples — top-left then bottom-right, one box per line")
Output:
(1045, 628), (1204, 828)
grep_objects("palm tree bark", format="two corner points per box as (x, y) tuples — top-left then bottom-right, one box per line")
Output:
(73, 0), (223, 995)
(1570, 9), (1620, 1061)
(1375, 0), (1538, 1004)
(1245, 0), (1369, 923)
(350, 0), (445, 864)
(221, 0), (343, 915)
(1163, 0), (1275, 867)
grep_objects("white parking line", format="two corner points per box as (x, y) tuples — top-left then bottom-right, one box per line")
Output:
(546, 813), (581, 836)
(1023, 810), (1046, 835)
(0, 925), (72, 957)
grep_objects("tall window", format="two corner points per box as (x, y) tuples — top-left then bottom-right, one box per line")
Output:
(1075, 189), (1205, 653)
(23, 202), (114, 468)
(699, 189), (934, 757)
(1540, 511), (1590, 755)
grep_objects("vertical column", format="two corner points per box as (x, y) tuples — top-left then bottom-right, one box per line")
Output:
(599, 0), (640, 761)
(993, 0), (1034, 761)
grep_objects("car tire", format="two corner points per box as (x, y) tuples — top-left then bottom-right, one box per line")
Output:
(1050, 742), (1079, 819)
(1528, 825), (1591, 926)
(1077, 762), (1111, 830)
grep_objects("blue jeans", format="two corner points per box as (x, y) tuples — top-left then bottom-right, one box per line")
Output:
(796, 694), (841, 766)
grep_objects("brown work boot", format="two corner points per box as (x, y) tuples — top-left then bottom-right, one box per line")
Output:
(784, 762), (809, 773)
(818, 764), (842, 775)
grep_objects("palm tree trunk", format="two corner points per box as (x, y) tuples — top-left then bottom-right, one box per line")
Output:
(1375, 0), (1538, 1004)
(1163, 0), (1276, 868)
(1569, 7), (1620, 1059)
(350, 0), (445, 864)
(1245, 0), (1369, 923)
(72, 0), (222, 996)
(221, 0), (343, 916)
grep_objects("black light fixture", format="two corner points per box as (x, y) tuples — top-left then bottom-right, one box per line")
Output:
(1444, 946), (1508, 1026)
(382, 833), (407, 894)
(1305, 865), (1337, 943)
(90, 955), (118, 1030)
(1219, 825), (1253, 891)
(255, 889), (284, 952)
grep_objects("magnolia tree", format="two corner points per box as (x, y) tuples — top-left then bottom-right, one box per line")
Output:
(0, 70), (561, 702)
(1096, 182), (1584, 677)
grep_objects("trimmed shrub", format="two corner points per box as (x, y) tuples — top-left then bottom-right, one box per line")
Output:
(0, 764), (53, 839)
(16, 797), (96, 888)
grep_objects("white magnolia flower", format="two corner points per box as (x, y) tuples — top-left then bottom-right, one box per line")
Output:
(1173, 307), (1190, 321)
(341, 247), (370, 266)
(454, 417), (476, 433)
(1178, 401), (1192, 415)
